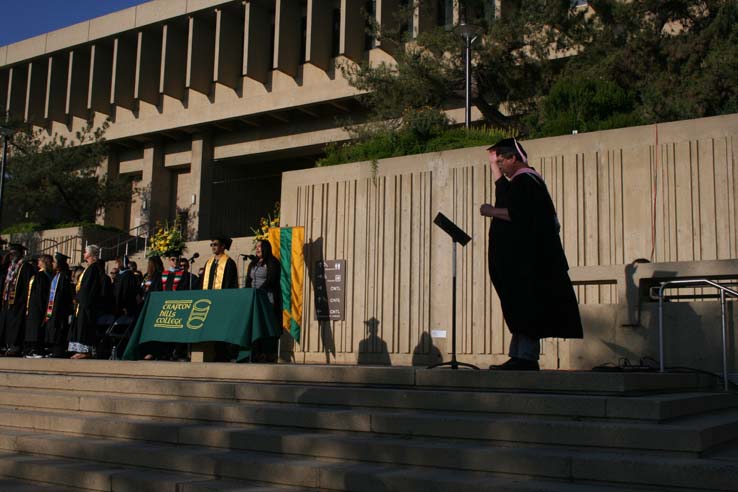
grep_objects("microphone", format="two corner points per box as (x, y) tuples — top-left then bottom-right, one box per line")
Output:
(188, 252), (200, 263)
(240, 254), (257, 261)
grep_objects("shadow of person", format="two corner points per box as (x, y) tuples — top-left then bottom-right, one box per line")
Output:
(303, 237), (337, 363)
(411, 332), (442, 367)
(357, 317), (391, 366)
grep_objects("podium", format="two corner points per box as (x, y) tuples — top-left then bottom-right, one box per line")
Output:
(428, 213), (479, 370)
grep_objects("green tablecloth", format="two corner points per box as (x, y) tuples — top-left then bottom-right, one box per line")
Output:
(122, 288), (279, 360)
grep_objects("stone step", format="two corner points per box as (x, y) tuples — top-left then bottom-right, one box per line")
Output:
(0, 429), (735, 491)
(0, 371), (735, 422)
(0, 451), (291, 492)
(0, 359), (717, 394)
(2, 388), (737, 454)
(0, 473), (79, 491)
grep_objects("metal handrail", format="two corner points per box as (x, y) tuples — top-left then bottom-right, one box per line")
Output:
(658, 279), (738, 391)
(96, 223), (149, 260)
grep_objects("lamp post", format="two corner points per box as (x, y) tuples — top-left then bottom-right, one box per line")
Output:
(455, 21), (482, 129)
(0, 126), (14, 230)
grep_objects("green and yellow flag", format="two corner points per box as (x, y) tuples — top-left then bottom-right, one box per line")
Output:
(268, 226), (305, 342)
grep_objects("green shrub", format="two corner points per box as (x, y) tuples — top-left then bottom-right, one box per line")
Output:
(1, 222), (41, 235)
(317, 125), (512, 167)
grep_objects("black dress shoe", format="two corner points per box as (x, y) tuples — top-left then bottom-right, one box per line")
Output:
(489, 358), (540, 371)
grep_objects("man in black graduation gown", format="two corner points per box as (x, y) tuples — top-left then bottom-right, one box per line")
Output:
(68, 244), (111, 359)
(0, 244), (35, 356)
(24, 254), (53, 357)
(113, 256), (140, 320)
(202, 236), (238, 361)
(202, 236), (239, 290)
(45, 252), (73, 358)
(480, 138), (583, 371)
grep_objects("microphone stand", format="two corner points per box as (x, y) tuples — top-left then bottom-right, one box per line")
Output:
(188, 257), (196, 290)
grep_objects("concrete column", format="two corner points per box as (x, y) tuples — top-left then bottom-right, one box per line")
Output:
(66, 48), (90, 118)
(135, 28), (162, 105)
(25, 60), (48, 124)
(376, 0), (400, 54)
(0, 70), (9, 116)
(186, 13), (216, 95)
(96, 151), (126, 229)
(141, 142), (172, 227)
(243, 0), (273, 84)
(160, 22), (187, 100)
(306, 0), (333, 71)
(7, 66), (28, 120)
(190, 134), (214, 240)
(274, 0), (302, 77)
(214, 6), (244, 90)
(112, 35), (137, 109)
(45, 53), (68, 123)
(340, 0), (365, 62)
(88, 42), (113, 114)
(416, 0), (439, 35)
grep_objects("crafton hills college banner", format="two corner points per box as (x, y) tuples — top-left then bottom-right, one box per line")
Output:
(268, 226), (305, 343)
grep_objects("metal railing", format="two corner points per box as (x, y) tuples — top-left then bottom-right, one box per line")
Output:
(657, 279), (738, 391)
(33, 235), (85, 263)
(96, 223), (149, 261)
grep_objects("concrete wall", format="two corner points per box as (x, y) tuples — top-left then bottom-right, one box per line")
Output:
(280, 113), (738, 370)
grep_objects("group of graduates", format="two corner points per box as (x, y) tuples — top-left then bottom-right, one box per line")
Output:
(0, 234), (282, 362)
(0, 244), (73, 358)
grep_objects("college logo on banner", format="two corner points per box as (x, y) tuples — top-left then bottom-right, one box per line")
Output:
(186, 299), (212, 330)
(154, 298), (212, 330)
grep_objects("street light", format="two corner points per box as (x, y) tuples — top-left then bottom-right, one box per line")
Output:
(0, 126), (17, 230)
(455, 21), (482, 129)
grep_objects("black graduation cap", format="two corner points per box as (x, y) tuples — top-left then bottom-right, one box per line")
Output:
(211, 235), (233, 250)
(54, 252), (70, 263)
(487, 137), (528, 163)
(8, 243), (26, 253)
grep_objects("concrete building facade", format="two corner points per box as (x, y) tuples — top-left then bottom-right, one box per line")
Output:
(1, 0), (494, 239)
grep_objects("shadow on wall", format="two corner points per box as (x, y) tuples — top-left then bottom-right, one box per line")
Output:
(358, 317), (391, 366)
(412, 332), (442, 367)
(304, 237), (336, 363)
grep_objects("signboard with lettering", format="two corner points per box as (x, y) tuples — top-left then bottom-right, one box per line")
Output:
(314, 260), (346, 321)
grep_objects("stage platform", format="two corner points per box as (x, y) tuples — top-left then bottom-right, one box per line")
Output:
(0, 359), (735, 491)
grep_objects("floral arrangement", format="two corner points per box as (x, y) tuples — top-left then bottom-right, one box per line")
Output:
(147, 217), (186, 258)
(252, 202), (280, 244)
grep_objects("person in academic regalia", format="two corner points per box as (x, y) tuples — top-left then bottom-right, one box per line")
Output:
(0, 253), (12, 293)
(113, 256), (140, 320)
(480, 138), (583, 371)
(179, 258), (199, 291)
(23, 254), (53, 358)
(68, 244), (111, 359)
(0, 244), (36, 357)
(142, 256), (164, 298)
(128, 261), (144, 301)
(202, 236), (239, 290)
(203, 236), (239, 361)
(45, 252), (73, 358)
(160, 253), (195, 361)
(161, 254), (194, 292)
(140, 256), (169, 361)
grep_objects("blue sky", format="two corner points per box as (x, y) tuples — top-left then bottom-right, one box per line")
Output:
(1, 0), (150, 46)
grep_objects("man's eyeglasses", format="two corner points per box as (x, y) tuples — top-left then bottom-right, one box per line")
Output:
(210, 242), (220, 247)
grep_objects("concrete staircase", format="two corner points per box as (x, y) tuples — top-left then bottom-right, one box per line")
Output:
(0, 360), (735, 491)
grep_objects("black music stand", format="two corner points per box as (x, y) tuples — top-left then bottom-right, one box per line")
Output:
(428, 213), (479, 370)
